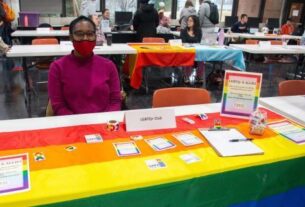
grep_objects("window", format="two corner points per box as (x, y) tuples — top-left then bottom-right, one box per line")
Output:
(154, 0), (173, 18)
(176, 0), (233, 23)
(105, 0), (137, 21)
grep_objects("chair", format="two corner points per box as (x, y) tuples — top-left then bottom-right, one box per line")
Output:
(32, 38), (59, 113)
(278, 80), (305, 96)
(143, 37), (165, 43)
(270, 40), (282, 45)
(245, 40), (259, 45)
(61, 26), (69, 31)
(152, 87), (211, 108)
(142, 37), (167, 93)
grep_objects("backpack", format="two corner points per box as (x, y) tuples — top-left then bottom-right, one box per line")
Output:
(205, 1), (219, 25)
(1, 2), (15, 22)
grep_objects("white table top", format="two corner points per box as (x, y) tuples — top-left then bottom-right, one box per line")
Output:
(6, 43), (137, 57)
(225, 33), (302, 40)
(11, 30), (69, 37)
(260, 96), (305, 126)
(229, 44), (305, 54)
(0, 104), (221, 132)
(171, 31), (302, 41)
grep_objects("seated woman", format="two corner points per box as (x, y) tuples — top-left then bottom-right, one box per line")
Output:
(180, 15), (204, 83)
(89, 14), (106, 46)
(48, 16), (121, 116)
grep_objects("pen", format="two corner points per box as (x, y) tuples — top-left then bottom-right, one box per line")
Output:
(230, 138), (253, 142)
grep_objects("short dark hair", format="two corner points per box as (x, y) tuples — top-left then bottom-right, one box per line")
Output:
(102, 8), (109, 14)
(241, 14), (248, 19)
(287, 17), (292, 22)
(69, 16), (96, 35)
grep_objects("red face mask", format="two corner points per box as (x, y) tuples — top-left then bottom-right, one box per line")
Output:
(73, 40), (96, 57)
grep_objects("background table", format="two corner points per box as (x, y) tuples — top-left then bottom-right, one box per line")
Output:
(194, 45), (246, 70)
(11, 30), (69, 37)
(260, 96), (305, 126)
(229, 44), (305, 54)
(0, 104), (304, 207)
(225, 33), (302, 40)
(124, 43), (196, 90)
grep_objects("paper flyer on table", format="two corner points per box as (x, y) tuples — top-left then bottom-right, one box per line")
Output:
(173, 132), (203, 146)
(221, 70), (262, 119)
(145, 137), (176, 151)
(268, 121), (305, 144)
(0, 154), (30, 196)
(113, 142), (141, 157)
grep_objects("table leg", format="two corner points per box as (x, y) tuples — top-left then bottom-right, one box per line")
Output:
(22, 57), (32, 117)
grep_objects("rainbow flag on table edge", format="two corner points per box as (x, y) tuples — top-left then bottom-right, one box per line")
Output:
(0, 112), (304, 207)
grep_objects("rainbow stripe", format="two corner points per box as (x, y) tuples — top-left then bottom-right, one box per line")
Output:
(0, 111), (304, 207)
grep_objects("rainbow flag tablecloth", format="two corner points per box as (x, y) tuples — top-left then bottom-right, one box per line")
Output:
(0, 109), (305, 207)
(123, 44), (196, 89)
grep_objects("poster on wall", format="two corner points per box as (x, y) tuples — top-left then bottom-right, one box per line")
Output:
(220, 70), (262, 119)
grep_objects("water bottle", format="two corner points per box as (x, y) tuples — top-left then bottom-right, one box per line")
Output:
(301, 32), (305, 46)
(218, 29), (225, 46)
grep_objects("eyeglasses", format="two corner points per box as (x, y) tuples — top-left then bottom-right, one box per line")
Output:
(73, 31), (96, 41)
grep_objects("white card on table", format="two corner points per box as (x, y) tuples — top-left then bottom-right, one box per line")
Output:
(145, 137), (176, 151)
(113, 142), (141, 157)
(173, 132), (203, 146)
(145, 159), (167, 170)
(125, 108), (176, 132)
(85, 134), (103, 143)
(180, 153), (201, 164)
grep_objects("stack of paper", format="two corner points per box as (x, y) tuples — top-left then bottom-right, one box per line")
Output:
(268, 121), (305, 144)
(198, 128), (264, 157)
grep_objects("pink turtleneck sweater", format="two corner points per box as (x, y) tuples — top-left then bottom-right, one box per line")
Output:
(48, 53), (121, 116)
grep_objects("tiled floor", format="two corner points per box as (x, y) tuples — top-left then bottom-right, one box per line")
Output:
(0, 57), (300, 120)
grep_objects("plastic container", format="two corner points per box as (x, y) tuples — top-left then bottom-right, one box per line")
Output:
(19, 12), (40, 27)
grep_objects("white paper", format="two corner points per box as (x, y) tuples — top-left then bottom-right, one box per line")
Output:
(180, 153), (201, 164)
(145, 137), (176, 151)
(114, 142), (140, 156)
(85, 134), (103, 143)
(268, 121), (305, 144)
(125, 108), (176, 132)
(198, 128), (263, 157)
(0, 154), (30, 196)
(173, 133), (203, 146)
(292, 10), (299, 17)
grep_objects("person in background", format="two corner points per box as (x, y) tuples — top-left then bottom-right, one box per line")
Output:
(0, 15), (15, 93)
(101, 8), (113, 27)
(198, 0), (218, 44)
(89, 14), (106, 46)
(133, 0), (159, 42)
(157, 11), (171, 34)
(281, 18), (294, 35)
(179, 0), (197, 30)
(48, 16), (121, 116)
(80, 0), (97, 17)
(181, 15), (204, 83)
(231, 14), (249, 33)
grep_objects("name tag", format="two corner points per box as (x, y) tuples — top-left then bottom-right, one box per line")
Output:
(169, 39), (182, 46)
(125, 108), (176, 132)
